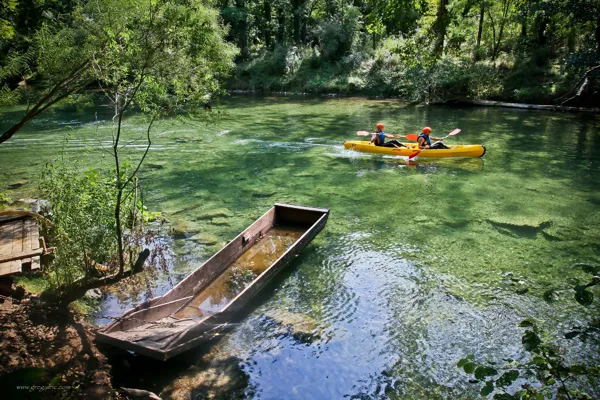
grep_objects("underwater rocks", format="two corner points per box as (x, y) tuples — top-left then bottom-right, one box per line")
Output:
(169, 220), (194, 238)
(250, 191), (277, 198)
(262, 309), (323, 344)
(195, 208), (233, 220)
(7, 180), (26, 190)
(145, 161), (168, 170)
(189, 233), (219, 245)
(210, 217), (231, 226)
(486, 217), (552, 239)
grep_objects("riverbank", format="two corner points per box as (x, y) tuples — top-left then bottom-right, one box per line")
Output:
(229, 46), (599, 109)
(0, 294), (114, 399)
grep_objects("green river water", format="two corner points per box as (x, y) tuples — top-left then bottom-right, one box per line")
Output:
(1, 95), (599, 398)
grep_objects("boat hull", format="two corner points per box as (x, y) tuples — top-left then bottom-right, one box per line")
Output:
(344, 141), (486, 158)
(96, 203), (329, 360)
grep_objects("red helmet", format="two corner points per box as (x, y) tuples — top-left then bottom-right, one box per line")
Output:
(422, 126), (432, 133)
(376, 123), (384, 130)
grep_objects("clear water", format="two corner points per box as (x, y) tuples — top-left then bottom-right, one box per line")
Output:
(175, 225), (304, 320)
(1, 95), (599, 398)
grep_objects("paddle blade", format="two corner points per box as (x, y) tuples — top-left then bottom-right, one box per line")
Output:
(408, 150), (421, 160)
(448, 128), (461, 136)
(357, 130), (372, 136)
(405, 134), (419, 141)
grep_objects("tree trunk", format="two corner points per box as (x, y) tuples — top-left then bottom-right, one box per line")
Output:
(292, 0), (301, 44)
(277, 4), (285, 44)
(433, 0), (449, 56)
(596, 15), (600, 53)
(536, 15), (548, 45)
(520, 8), (527, 38)
(236, 0), (248, 58)
(475, 1), (484, 60)
(492, 0), (512, 60)
(300, 7), (307, 44)
(325, 0), (336, 17)
(264, 0), (272, 49)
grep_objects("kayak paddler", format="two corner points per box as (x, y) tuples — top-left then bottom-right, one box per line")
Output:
(417, 127), (449, 150)
(370, 123), (406, 148)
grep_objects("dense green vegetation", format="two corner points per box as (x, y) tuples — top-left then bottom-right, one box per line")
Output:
(2, 1), (599, 115)
(0, 0), (237, 305)
(223, 0), (600, 106)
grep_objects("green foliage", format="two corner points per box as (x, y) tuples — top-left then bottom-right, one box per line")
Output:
(458, 260), (600, 399)
(39, 159), (137, 289)
(84, 0), (237, 115)
(315, 6), (363, 62)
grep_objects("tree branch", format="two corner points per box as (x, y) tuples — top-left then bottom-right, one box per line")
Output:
(558, 65), (600, 105)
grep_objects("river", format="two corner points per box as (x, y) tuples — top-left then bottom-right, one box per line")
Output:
(1, 95), (599, 399)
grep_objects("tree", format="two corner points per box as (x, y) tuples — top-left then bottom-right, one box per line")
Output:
(37, 0), (237, 306)
(432, 0), (450, 56)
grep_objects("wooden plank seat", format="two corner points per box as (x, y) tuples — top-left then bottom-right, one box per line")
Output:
(0, 216), (44, 277)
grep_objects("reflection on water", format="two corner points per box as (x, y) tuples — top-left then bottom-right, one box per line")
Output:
(175, 226), (304, 319)
(1, 96), (600, 399)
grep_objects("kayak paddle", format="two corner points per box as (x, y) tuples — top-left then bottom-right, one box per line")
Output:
(357, 131), (417, 140)
(408, 128), (461, 160)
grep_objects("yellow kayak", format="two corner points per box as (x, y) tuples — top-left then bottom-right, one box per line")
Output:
(343, 141), (486, 158)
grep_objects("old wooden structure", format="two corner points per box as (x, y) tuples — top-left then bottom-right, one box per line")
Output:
(0, 214), (46, 277)
(96, 203), (329, 360)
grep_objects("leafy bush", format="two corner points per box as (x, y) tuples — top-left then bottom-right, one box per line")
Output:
(39, 159), (139, 289)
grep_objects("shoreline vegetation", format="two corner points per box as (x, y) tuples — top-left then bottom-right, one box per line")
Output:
(227, 89), (600, 113)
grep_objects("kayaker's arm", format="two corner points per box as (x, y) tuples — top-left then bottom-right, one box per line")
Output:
(417, 137), (430, 149)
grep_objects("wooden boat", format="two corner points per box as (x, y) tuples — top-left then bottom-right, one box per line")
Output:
(96, 203), (329, 360)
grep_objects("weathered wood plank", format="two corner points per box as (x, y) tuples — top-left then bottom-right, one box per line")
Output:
(0, 261), (11, 276)
(0, 248), (44, 263)
(103, 296), (193, 333)
(11, 220), (24, 255)
(0, 221), (18, 255)
(9, 259), (22, 274)
(30, 219), (40, 251)
(31, 256), (40, 271)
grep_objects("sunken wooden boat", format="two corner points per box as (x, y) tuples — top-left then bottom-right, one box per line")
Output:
(96, 203), (329, 360)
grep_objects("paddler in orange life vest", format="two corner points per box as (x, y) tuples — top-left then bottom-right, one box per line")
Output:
(371, 123), (406, 148)
(417, 126), (449, 150)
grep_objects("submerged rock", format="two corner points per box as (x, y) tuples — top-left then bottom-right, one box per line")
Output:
(486, 217), (552, 239)
(146, 161), (167, 170)
(210, 217), (231, 226)
(195, 208), (233, 220)
(189, 233), (219, 245)
(7, 180), (26, 189)
(170, 220), (192, 238)
(251, 191), (277, 198)
(85, 289), (102, 300)
(263, 309), (323, 344)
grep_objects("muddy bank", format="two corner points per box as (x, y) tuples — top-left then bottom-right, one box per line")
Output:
(0, 295), (113, 399)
